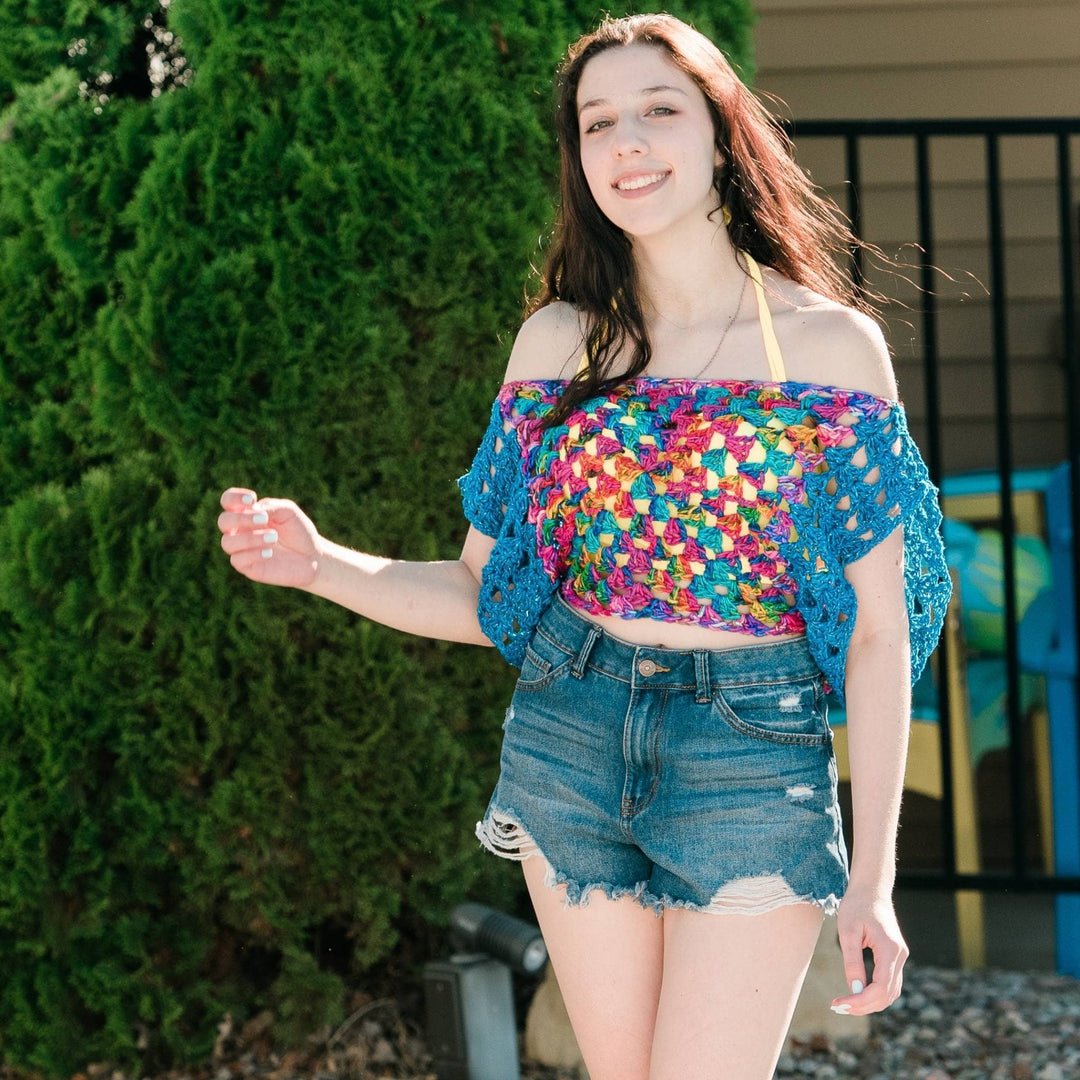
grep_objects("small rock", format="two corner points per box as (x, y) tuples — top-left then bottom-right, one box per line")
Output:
(1002, 1012), (1032, 1034)
(368, 1038), (397, 1066)
(359, 1019), (383, 1040)
(240, 1009), (274, 1044)
(1035, 1065), (1066, 1080)
(403, 1033), (427, 1059)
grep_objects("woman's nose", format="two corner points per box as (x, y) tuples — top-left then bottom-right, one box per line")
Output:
(613, 116), (648, 156)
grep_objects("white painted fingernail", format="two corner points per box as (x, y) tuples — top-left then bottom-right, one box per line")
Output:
(261, 548), (273, 560)
(262, 530), (278, 544)
(851, 980), (864, 994)
(241, 494), (255, 505)
(830, 1004), (852, 1015)
(252, 512), (268, 525)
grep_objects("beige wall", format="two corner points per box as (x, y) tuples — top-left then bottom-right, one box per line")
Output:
(753, 0), (1080, 473)
(755, 0), (1080, 120)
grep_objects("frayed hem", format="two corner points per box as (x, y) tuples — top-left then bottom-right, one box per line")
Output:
(543, 864), (664, 915)
(617, 880), (843, 919)
(656, 885), (842, 920)
(475, 805), (541, 862)
(476, 807), (845, 918)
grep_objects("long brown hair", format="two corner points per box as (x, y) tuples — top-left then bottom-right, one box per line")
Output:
(532, 13), (877, 426)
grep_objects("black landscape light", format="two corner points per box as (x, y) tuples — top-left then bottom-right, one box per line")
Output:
(423, 902), (549, 1080)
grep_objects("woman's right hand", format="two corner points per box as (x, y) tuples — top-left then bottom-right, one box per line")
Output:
(217, 488), (322, 590)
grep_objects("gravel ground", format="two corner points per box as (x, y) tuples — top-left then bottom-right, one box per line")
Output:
(12, 962), (1076, 1080)
(774, 965), (1080, 1080)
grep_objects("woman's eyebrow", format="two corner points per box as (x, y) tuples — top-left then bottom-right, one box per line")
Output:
(578, 84), (690, 114)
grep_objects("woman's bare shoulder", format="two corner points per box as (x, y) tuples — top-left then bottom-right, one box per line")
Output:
(763, 270), (899, 400)
(787, 303), (899, 401)
(502, 301), (588, 383)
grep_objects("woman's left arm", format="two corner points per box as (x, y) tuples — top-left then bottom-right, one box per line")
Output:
(811, 305), (912, 1016)
(830, 524), (912, 1016)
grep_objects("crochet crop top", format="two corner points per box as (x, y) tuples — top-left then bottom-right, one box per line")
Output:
(497, 376), (874, 637)
(459, 255), (952, 703)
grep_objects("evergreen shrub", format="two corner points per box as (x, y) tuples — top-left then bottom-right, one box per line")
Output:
(0, 0), (753, 1073)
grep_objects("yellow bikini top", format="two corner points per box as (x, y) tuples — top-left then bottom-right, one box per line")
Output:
(576, 251), (786, 382)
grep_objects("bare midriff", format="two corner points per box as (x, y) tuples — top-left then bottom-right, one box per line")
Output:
(572, 607), (808, 651)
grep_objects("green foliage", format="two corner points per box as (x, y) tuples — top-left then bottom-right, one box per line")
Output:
(0, 0), (754, 1074)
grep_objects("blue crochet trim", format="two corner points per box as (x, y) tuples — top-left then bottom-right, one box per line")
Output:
(457, 395), (559, 666)
(458, 390), (951, 698)
(778, 403), (952, 704)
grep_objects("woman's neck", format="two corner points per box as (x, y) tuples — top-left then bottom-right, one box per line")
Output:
(631, 219), (744, 329)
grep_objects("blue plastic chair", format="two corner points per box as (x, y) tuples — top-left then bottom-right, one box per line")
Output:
(1019, 463), (1080, 977)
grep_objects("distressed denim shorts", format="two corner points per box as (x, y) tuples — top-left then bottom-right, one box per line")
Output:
(475, 595), (850, 917)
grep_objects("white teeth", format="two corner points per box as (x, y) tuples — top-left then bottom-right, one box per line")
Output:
(616, 172), (666, 191)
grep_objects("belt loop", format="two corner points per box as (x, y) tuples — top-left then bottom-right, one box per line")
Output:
(694, 650), (711, 704)
(572, 625), (602, 679)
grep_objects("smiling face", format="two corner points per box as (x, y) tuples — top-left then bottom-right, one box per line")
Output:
(576, 43), (723, 239)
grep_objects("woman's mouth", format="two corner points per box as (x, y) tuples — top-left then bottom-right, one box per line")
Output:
(613, 171), (670, 197)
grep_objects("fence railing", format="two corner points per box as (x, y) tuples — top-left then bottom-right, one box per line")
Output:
(784, 118), (1080, 903)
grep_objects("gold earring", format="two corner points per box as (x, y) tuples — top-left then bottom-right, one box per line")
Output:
(721, 205), (732, 227)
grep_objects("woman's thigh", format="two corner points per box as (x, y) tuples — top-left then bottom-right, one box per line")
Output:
(522, 855), (664, 1080)
(650, 902), (826, 1080)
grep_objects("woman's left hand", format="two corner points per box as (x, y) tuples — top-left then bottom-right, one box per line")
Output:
(830, 882), (909, 1015)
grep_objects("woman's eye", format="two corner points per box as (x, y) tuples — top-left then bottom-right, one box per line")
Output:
(582, 106), (674, 135)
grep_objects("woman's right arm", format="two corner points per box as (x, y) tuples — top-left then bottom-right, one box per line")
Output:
(218, 489), (498, 647)
(217, 301), (582, 646)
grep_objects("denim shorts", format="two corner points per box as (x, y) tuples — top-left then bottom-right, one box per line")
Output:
(476, 595), (849, 917)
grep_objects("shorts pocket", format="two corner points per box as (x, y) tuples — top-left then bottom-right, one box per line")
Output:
(712, 674), (830, 746)
(515, 627), (576, 691)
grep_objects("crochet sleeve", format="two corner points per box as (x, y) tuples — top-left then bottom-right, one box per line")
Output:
(788, 400), (952, 705)
(456, 385), (560, 666)
(457, 390), (521, 538)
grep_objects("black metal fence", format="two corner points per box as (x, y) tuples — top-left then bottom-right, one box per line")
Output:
(785, 118), (1080, 903)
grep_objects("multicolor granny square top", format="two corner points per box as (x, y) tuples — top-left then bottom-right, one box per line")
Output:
(495, 376), (897, 637)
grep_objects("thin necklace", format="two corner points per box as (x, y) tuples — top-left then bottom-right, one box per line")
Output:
(686, 267), (750, 380)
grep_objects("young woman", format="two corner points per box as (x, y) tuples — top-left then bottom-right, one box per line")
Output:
(218, 14), (951, 1079)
